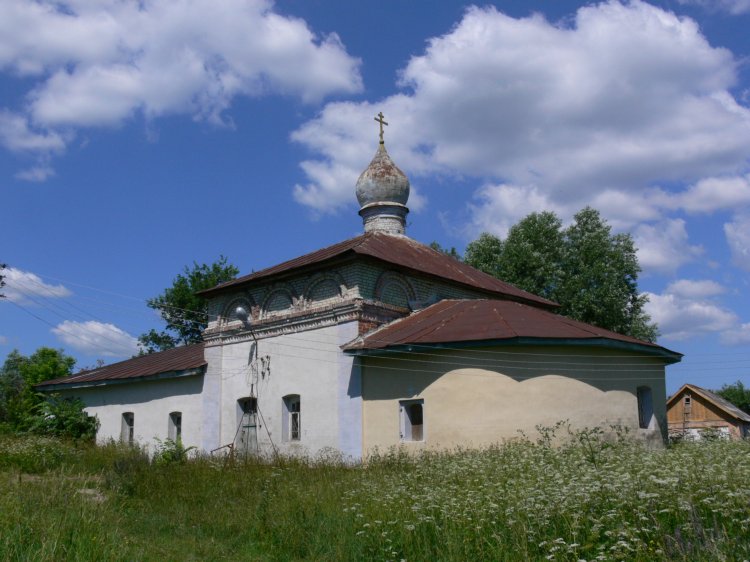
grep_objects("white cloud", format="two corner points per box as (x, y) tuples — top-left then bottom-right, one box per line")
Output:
(15, 165), (55, 182)
(646, 280), (750, 345)
(673, 175), (750, 214)
(645, 291), (737, 341)
(293, 2), (750, 217)
(465, 183), (564, 238)
(0, 0), (361, 154)
(634, 219), (703, 275)
(678, 0), (750, 15)
(0, 110), (65, 153)
(723, 323), (750, 345)
(52, 320), (139, 358)
(724, 214), (750, 271)
(666, 279), (725, 298)
(1, 267), (71, 303)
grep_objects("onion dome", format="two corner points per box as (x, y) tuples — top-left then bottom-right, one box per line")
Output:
(355, 143), (410, 207)
(356, 112), (410, 235)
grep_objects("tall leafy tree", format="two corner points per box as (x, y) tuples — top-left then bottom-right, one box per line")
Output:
(714, 380), (750, 415)
(139, 256), (239, 353)
(464, 207), (658, 342)
(0, 347), (76, 428)
(464, 233), (504, 279)
(560, 208), (655, 341)
(429, 241), (462, 260)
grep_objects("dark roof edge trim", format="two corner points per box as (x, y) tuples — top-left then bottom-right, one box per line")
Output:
(37, 367), (206, 391)
(344, 337), (683, 364)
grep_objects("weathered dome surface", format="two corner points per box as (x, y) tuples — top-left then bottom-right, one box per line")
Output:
(355, 143), (410, 207)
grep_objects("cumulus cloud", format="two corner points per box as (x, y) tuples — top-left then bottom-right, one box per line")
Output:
(678, 0), (750, 15)
(52, 320), (139, 357)
(666, 279), (726, 298)
(1, 267), (71, 303)
(645, 290), (737, 341)
(0, 110), (65, 153)
(293, 1), (750, 219)
(646, 279), (750, 344)
(672, 175), (750, 214)
(465, 183), (565, 238)
(723, 323), (750, 345)
(724, 214), (750, 271)
(634, 219), (703, 275)
(0, 0), (362, 164)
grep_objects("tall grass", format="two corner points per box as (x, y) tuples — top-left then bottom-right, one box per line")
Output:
(1, 431), (749, 561)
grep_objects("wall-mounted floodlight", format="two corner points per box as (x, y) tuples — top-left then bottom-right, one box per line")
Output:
(235, 306), (252, 329)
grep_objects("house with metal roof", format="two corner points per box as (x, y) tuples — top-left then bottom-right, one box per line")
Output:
(667, 383), (750, 440)
(38, 118), (681, 457)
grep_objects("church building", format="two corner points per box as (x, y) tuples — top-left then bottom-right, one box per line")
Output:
(38, 115), (681, 458)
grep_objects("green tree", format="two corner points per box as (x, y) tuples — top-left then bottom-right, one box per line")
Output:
(28, 394), (99, 441)
(429, 241), (462, 260)
(714, 380), (750, 415)
(0, 347), (76, 428)
(464, 208), (658, 342)
(139, 256), (239, 353)
(464, 233), (504, 279)
(498, 211), (563, 301)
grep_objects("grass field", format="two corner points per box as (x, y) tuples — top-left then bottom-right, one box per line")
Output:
(1, 428), (749, 561)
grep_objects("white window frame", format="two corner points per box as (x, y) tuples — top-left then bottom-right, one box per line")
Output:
(121, 412), (134, 444)
(637, 386), (654, 429)
(282, 394), (301, 442)
(399, 399), (425, 442)
(168, 411), (182, 442)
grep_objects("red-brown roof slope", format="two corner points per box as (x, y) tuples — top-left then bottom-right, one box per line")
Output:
(668, 384), (750, 422)
(343, 299), (681, 362)
(37, 343), (206, 388)
(199, 232), (557, 309)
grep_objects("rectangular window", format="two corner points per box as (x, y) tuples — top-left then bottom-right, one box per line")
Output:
(400, 399), (424, 442)
(283, 395), (301, 442)
(121, 412), (134, 444)
(168, 412), (182, 441)
(637, 387), (653, 429)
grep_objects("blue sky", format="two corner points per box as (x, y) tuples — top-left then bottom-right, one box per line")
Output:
(1, 0), (749, 394)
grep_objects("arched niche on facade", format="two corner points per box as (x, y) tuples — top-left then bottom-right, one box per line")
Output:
(260, 284), (297, 319)
(220, 295), (258, 329)
(374, 271), (416, 309)
(302, 272), (347, 308)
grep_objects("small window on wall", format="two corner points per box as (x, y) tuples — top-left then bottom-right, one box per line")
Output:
(283, 395), (301, 442)
(121, 412), (134, 444)
(400, 399), (424, 441)
(637, 386), (653, 429)
(684, 395), (692, 410)
(168, 412), (182, 441)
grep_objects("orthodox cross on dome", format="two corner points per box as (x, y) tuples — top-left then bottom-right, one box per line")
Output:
(374, 111), (388, 144)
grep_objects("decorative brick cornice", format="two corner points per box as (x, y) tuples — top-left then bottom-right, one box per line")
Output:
(203, 299), (407, 347)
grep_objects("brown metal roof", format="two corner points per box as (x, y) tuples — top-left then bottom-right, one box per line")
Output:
(37, 343), (206, 388)
(668, 384), (750, 422)
(343, 299), (681, 361)
(199, 232), (557, 309)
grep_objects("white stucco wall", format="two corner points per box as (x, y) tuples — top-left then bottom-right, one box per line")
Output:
(212, 320), (362, 459)
(361, 345), (669, 453)
(58, 374), (205, 454)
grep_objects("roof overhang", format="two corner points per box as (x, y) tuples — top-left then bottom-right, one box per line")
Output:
(36, 366), (205, 391)
(344, 337), (683, 364)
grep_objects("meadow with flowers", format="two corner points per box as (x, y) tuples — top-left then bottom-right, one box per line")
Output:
(1, 427), (749, 561)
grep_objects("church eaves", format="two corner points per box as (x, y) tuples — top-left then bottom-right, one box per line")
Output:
(198, 231), (558, 309)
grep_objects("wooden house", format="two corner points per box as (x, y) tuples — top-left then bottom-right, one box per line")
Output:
(667, 383), (750, 440)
